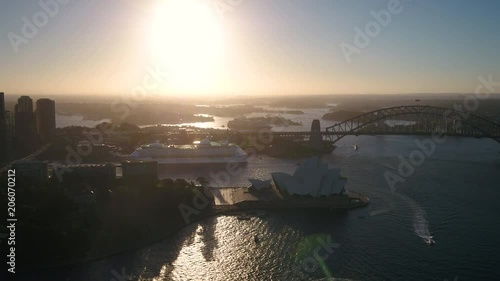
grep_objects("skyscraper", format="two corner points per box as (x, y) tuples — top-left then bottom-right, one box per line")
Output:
(15, 96), (37, 152)
(0, 92), (5, 119)
(36, 98), (56, 143)
(0, 92), (6, 163)
(5, 110), (15, 157)
(5, 111), (14, 130)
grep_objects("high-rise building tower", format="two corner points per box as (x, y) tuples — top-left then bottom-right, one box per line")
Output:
(15, 96), (37, 152)
(0, 92), (5, 119)
(16, 95), (34, 113)
(36, 98), (56, 143)
(0, 92), (6, 163)
(5, 110), (15, 155)
(5, 111), (14, 130)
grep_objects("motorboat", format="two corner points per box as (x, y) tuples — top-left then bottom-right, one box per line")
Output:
(425, 237), (435, 245)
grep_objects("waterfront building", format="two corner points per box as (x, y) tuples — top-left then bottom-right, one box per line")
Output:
(36, 98), (56, 143)
(12, 161), (48, 184)
(210, 157), (368, 210)
(121, 160), (158, 184)
(55, 163), (116, 185)
(271, 157), (346, 197)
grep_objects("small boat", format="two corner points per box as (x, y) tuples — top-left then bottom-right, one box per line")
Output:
(425, 237), (435, 245)
(353, 144), (358, 150)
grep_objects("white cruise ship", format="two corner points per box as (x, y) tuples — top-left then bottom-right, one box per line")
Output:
(129, 137), (248, 164)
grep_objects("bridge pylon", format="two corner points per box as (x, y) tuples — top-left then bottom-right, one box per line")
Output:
(310, 119), (323, 150)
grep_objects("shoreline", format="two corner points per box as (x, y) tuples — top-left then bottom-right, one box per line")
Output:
(19, 209), (219, 274)
(20, 191), (369, 274)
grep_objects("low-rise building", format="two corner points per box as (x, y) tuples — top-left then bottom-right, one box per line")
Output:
(121, 160), (158, 184)
(54, 163), (116, 185)
(12, 161), (48, 184)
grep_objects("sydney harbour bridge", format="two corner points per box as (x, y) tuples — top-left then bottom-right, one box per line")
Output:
(205, 105), (500, 146)
(322, 105), (500, 144)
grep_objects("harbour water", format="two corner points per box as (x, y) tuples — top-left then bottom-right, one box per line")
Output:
(21, 135), (500, 280)
(56, 114), (111, 129)
(56, 109), (331, 131)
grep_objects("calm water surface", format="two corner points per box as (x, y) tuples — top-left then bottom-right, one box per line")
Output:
(21, 135), (500, 281)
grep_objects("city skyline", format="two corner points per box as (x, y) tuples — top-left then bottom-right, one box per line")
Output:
(1, 0), (499, 97)
(1, 2), (500, 280)
(0, 94), (56, 162)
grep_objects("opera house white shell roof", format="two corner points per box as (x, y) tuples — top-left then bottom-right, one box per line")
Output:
(271, 157), (346, 197)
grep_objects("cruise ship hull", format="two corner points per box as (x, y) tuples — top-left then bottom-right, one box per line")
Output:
(129, 156), (248, 164)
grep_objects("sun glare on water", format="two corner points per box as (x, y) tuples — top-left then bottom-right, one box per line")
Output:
(151, 0), (225, 94)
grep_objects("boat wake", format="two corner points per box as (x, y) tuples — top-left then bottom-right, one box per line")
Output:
(369, 209), (391, 216)
(407, 197), (434, 243)
(394, 193), (433, 243)
(411, 204), (430, 236)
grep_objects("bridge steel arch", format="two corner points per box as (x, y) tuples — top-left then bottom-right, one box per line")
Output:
(325, 105), (500, 144)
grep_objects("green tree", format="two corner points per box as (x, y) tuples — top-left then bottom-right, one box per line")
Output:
(196, 176), (209, 186)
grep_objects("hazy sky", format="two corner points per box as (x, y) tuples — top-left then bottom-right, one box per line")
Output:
(1, 0), (499, 96)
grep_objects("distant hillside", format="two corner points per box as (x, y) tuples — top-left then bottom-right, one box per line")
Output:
(322, 110), (366, 121)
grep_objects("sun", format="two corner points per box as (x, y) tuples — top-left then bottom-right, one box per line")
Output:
(150, 0), (225, 94)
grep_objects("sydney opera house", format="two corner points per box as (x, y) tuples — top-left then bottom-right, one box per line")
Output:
(271, 157), (346, 197)
(211, 157), (368, 210)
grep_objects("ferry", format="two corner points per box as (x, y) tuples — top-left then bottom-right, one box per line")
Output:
(129, 137), (248, 164)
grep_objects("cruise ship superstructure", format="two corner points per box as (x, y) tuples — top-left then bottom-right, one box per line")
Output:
(129, 137), (248, 164)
